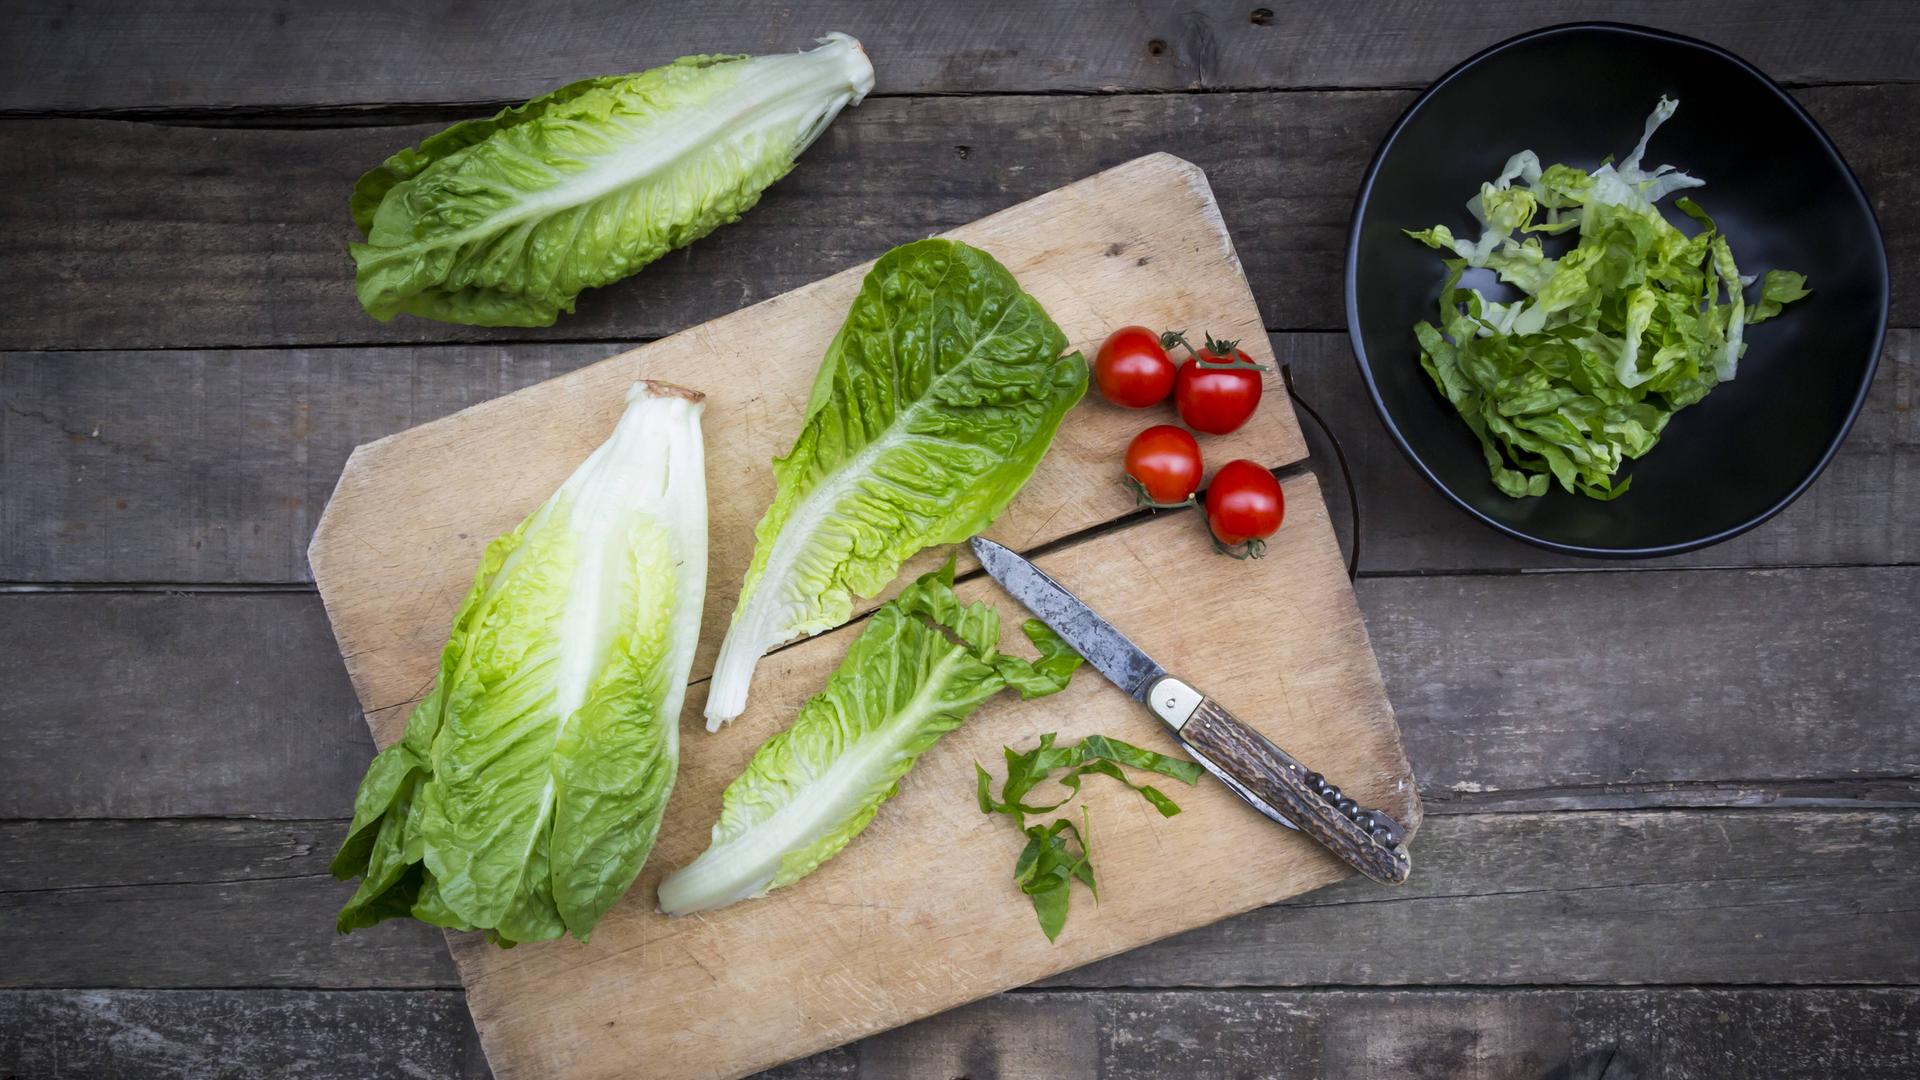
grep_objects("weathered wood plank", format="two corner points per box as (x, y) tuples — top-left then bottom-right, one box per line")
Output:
(0, 344), (612, 584)
(844, 983), (1920, 1076)
(3, 811), (1911, 990)
(1, 85), (1909, 351)
(1, 819), (338, 894)
(0, 593), (370, 820)
(1055, 808), (1920, 989)
(5, 329), (1911, 585)
(1369, 565), (1920, 804)
(0, 344), (609, 583)
(5, 987), (1916, 1080)
(0, 990), (488, 1080)
(814, 988), (1920, 1080)
(4, 0), (1915, 114)
(5, 565), (1913, 820)
(0, 819), (457, 989)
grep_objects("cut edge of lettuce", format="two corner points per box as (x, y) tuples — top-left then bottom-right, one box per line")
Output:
(1405, 97), (1809, 500)
(656, 559), (1081, 916)
(331, 381), (708, 946)
(702, 238), (1088, 730)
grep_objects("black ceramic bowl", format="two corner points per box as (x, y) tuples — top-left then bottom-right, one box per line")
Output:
(1346, 23), (1887, 557)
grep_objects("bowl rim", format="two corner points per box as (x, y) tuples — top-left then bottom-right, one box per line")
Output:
(1342, 20), (1891, 559)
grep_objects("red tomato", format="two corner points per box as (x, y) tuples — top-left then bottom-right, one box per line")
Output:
(1173, 335), (1266, 435)
(1093, 325), (1176, 408)
(1205, 459), (1284, 558)
(1124, 425), (1203, 507)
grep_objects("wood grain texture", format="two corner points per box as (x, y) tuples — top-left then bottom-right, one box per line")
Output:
(307, 154), (1306, 740)
(818, 987), (1920, 1080)
(0, 343), (614, 584)
(5, 810), (1912, 991)
(1056, 807), (1920, 989)
(6, 329), (1911, 586)
(4, 0), (1916, 113)
(2, 84), (1909, 351)
(0, 990), (488, 1080)
(413, 476), (1408, 1080)
(0, 819), (458, 990)
(5, 565), (1914, 821)
(1371, 563), (1920, 805)
(0, 591), (368, 820)
(5, 987), (1917, 1080)
(6, 987), (1916, 1080)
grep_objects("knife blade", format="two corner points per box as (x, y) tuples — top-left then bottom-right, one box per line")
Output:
(970, 536), (1411, 886)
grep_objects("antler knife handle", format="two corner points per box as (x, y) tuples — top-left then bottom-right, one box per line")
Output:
(1146, 676), (1411, 885)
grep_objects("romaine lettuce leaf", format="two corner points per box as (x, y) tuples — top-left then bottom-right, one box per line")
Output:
(703, 238), (1087, 728)
(350, 34), (873, 327)
(331, 382), (708, 946)
(1405, 98), (1809, 499)
(657, 561), (1080, 915)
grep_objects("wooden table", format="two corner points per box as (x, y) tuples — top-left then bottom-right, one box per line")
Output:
(2, 4), (1915, 1077)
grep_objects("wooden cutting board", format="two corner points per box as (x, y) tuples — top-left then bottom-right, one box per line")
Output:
(309, 154), (1420, 1080)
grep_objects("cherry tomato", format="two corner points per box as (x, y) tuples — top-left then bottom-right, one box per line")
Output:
(1173, 335), (1265, 435)
(1205, 459), (1284, 558)
(1093, 325), (1177, 408)
(1124, 425), (1204, 507)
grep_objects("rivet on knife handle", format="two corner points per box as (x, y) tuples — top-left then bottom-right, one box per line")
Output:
(1149, 676), (1411, 885)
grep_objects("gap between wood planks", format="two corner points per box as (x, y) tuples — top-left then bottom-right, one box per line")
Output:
(5, 981), (1916, 993)
(7, 789), (1915, 830)
(3, 74), (1900, 127)
(6, 557), (1918, 592)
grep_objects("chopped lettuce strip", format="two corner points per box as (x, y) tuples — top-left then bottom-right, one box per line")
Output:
(1405, 97), (1809, 499)
(656, 560), (1081, 915)
(331, 383), (708, 946)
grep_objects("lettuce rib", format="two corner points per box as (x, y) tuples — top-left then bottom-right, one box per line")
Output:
(703, 239), (1086, 729)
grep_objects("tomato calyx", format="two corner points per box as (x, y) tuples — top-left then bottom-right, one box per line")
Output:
(1162, 330), (1271, 372)
(1123, 474), (1197, 511)
(1208, 531), (1268, 560)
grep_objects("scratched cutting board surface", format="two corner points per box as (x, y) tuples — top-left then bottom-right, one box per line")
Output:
(308, 154), (1419, 1080)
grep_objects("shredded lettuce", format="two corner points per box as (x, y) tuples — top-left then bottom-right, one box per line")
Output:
(1406, 97), (1809, 499)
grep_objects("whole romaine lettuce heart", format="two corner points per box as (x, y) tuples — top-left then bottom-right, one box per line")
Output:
(349, 34), (873, 327)
(703, 238), (1089, 728)
(331, 383), (708, 947)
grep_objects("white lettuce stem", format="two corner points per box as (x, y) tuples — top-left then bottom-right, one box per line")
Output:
(705, 628), (764, 730)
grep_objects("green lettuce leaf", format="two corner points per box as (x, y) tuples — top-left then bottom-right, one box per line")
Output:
(656, 560), (1081, 915)
(350, 34), (873, 327)
(1404, 97), (1809, 499)
(331, 383), (708, 946)
(703, 238), (1088, 728)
